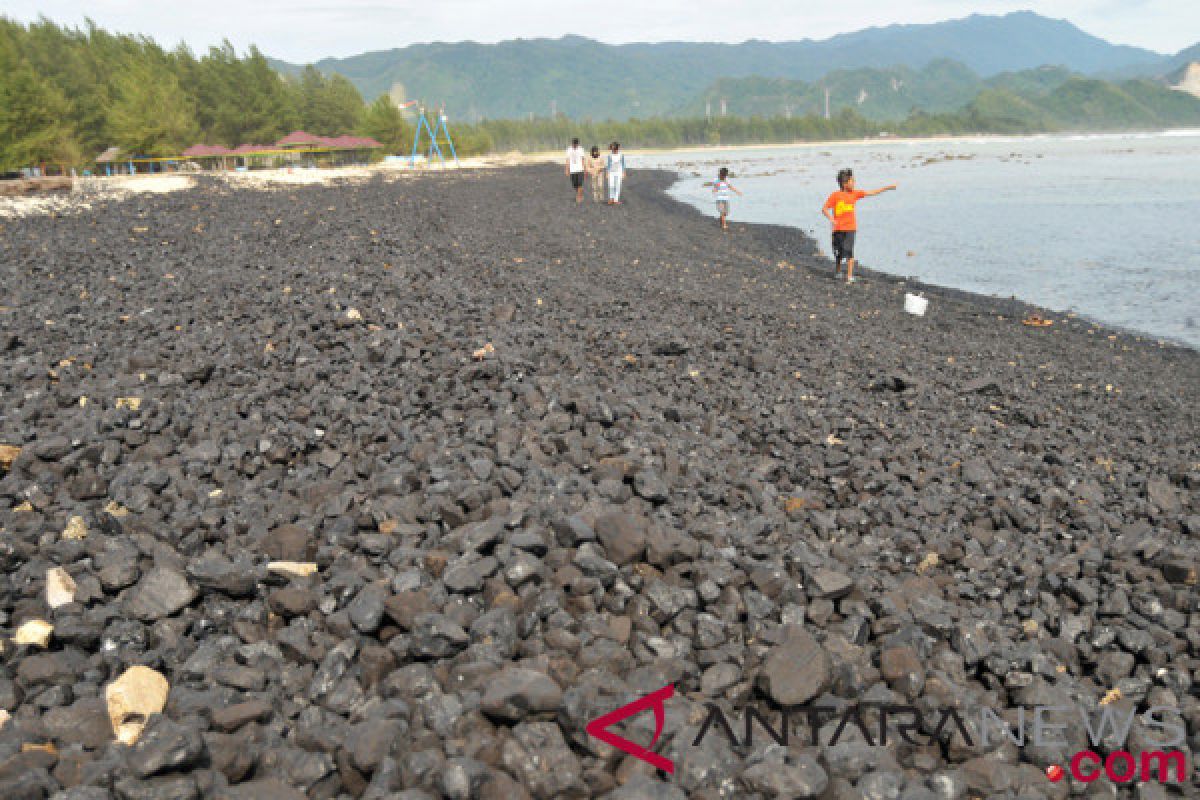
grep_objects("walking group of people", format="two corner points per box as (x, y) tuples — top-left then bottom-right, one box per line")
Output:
(565, 139), (628, 205)
(565, 139), (899, 285)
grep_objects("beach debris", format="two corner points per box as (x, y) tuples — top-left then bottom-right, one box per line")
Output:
(267, 561), (319, 578)
(903, 292), (928, 316)
(106, 666), (170, 745)
(472, 342), (495, 360)
(115, 396), (142, 411)
(62, 515), (88, 540)
(14, 619), (54, 647)
(1022, 314), (1054, 327)
(345, 308), (363, 321)
(46, 567), (77, 608)
(0, 444), (19, 471)
(104, 500), (130, 517)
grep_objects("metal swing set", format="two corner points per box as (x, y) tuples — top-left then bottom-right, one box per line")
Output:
(402, 101), (459, 167)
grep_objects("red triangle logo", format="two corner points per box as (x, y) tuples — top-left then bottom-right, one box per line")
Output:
(585, 684), (675, 774)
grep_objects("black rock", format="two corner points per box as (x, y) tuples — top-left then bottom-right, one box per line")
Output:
(126, 716), (207, 778)
(123, 567), (197, 621)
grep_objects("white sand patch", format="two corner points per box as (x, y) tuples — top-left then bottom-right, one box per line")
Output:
(0, 174), (194, 218)
(0, 155), (558, 218)
(0, 195), (92, 218)
(220, 166), (379, 187)
(106, 174), (196, 194)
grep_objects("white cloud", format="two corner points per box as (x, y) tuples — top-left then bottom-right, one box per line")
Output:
(2, 0), (1195, 62)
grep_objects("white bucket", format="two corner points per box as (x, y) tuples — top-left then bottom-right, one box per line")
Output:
(904, 293), (928, 316)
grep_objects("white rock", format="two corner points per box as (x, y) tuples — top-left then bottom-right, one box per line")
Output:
(14, 619), (54, 648)
(46, 567), (77, 609)
(106, 666), (169, 745)
(267, 561), (319, 578)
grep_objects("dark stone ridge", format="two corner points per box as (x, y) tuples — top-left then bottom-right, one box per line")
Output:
(0, 165), (1195, 797)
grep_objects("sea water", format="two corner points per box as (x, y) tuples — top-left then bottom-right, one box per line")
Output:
(639, 131), (1200, 348)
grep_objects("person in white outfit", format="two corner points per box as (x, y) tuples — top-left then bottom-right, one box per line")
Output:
(565, 138), (586, 204)
(605, 142), (627, 205)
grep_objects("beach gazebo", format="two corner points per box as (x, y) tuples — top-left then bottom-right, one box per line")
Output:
(276, 131), (325, 149)
(182, 144), (233, 170)
(95, 147), (123, 176)
(231, 143), (272, 169)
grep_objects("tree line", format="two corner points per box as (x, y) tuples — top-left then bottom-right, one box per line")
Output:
(456, 106), (1018, 154)
(0, 17), (413, 169)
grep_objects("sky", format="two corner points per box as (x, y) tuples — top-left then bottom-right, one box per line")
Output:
(2, 0), (1196, 62)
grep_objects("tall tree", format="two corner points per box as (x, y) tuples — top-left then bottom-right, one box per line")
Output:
(107, 56), (195, 155)
(360, 95), (411, 153)
(0, 41), (78, 169)
(296, 66), (364, 135)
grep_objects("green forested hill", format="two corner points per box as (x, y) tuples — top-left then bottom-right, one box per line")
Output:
(272, 12), (1185, 121)
(682, 64), (1200, 130)
(685, 61), (996, 120)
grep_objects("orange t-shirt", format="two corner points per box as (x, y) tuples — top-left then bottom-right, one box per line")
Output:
(824, 189), (867, 231)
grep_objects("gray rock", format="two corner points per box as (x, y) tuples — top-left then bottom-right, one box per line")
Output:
(480, 668), (563, 722)
(123, 567), (197, 620)
(500, 721), (585, 799)
(348, 582), (387, 633)
(757, 626), (831, 705)
(594, 513), (648, 566)
(808, 568), (854, 599)
(261, 524), (314, 561)
(126, 716), (208, 778)
(742, 750), (828, 798)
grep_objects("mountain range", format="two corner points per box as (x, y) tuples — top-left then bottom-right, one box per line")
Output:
(271, 12), (1198, 122)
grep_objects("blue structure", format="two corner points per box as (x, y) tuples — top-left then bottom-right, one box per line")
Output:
(410, 107), (459, 167)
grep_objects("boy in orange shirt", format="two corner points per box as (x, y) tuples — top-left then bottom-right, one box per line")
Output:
(822, 168), (897, 283)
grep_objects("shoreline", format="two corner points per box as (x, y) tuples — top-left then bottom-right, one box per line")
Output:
(3, 156), (1194, 355)
(494, 126), (1200, 162)
(639, 166), (1200, 355)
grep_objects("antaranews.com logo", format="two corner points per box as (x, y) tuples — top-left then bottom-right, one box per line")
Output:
(586, 684), (1193, 787)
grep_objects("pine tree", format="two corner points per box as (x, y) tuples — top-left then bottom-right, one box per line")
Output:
(360, 95), (412, 153)
(0, 42), (79, 170)
(107, 56), (196, 155)
(296, 66), (364, 135)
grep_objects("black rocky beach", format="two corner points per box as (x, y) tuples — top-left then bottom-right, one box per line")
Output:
(0, 165), (1197, 799)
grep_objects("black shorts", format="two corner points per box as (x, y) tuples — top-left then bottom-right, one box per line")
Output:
(570, 172), (584, 189)
(832, 230), (856, 260)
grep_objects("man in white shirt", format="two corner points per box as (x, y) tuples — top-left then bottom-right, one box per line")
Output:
(565, 138), (586, 204)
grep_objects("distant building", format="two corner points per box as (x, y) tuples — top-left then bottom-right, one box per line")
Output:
(96, 132), (383, 174)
